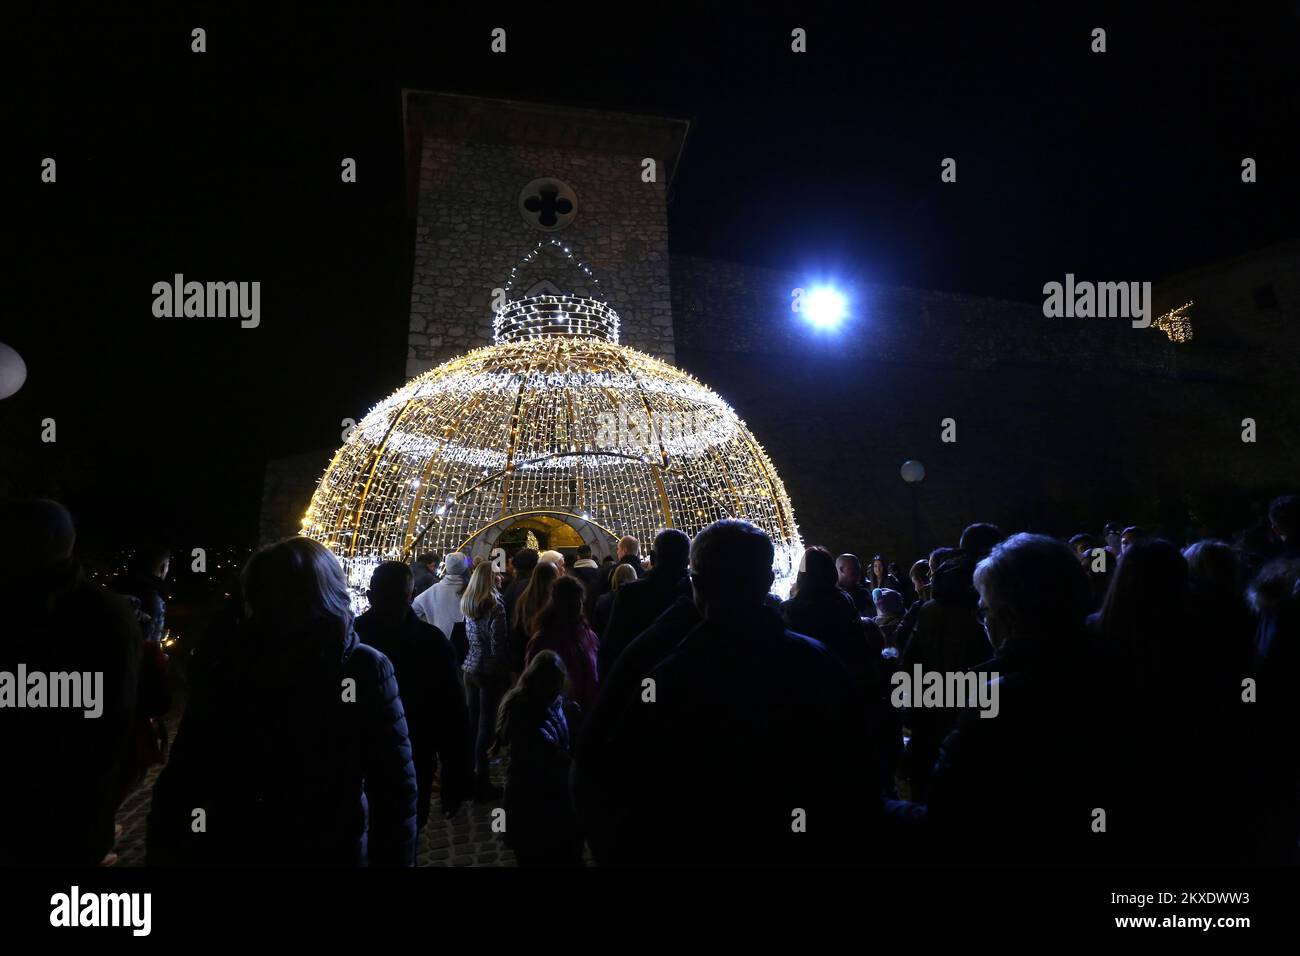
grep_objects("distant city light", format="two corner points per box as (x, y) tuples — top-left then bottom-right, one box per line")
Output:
(802, 286), (848, 330)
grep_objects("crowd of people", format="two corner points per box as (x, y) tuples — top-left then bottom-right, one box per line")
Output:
(2, 494), (1297, 867)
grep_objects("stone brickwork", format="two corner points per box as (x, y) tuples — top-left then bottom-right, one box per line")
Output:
(404, 93), (687, 377)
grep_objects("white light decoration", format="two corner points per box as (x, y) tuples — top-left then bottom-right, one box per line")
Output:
(303, 247), (803, 595)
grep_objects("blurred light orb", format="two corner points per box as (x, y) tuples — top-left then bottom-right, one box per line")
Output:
(900, 459), (926, 483)
(0, 342), (28, 399)
(802, 287), (848, 330)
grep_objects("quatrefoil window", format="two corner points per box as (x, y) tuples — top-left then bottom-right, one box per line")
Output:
(519, 178), (577, 231)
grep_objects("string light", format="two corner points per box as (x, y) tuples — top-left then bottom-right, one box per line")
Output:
(1153, 300), (1194, 343)
(303, 249), (804, 595)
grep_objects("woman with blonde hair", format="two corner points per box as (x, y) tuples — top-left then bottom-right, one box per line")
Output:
(460, 561), (510, 800)
(508, 560), (559, 675)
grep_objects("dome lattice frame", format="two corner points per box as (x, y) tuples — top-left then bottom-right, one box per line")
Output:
(302, 249), (802, 592)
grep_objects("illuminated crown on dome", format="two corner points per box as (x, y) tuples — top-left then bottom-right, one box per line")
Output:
(302, 238), (802, 594)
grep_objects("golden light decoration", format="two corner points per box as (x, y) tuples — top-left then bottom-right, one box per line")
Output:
(302, 248), (802, 594)
(1153, 300), (1194, 343)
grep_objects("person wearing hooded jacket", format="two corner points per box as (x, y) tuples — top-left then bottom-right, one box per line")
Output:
(413, 552), (469, 661)
(146, 538), (417, 866)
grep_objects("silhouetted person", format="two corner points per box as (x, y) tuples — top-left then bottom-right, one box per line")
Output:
(1183, 539), (1253, 678)
(598, 534), (643, 599)
(782, 546), (891, 792)
(591, 563), (636, 638)
(411, 552), (439, 597)
(571, 544), (601, 604)
(494, 650), (584, 866)
(781, 547), (877, 693)
(598, 528), (690, 676)
(502, 548), (538, 629)
(835, 553), (874, 615)
(355, 561), (472, 829)
(899, 548), (992, 800)
(109, 546), (174, 808)
(893, 547), (955, 658)
(926, 534), (1100, 866)
(1092, 538), (1249, 864)
(872, 588), (906, 649)
(0, 499), (141, 867)
(412, 552), (469, 661)
(573, 519), (876, 866)
(508, 561), (559, 676)
(147, 538), (417, 866)
(1246, 556), (1300, 862)
(525, 576), (600, 713)
(958, 522), (1005, 562)
(1119, 525), (1148, 553)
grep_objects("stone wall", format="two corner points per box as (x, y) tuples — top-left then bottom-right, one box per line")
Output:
(670, 246), (1300, 560)
(405, 94), (687, 377)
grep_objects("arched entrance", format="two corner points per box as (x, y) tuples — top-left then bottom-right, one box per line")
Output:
(460, 511), (618, 564)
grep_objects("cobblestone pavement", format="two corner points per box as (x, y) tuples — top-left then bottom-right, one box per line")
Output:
(114, 758), (520, 867)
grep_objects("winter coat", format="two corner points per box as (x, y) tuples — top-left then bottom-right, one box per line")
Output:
(354, 608), (473, 824)
(926, 634), (1103, 866)
(898, 555), (992, 799)
(780, 586), (879, 696)
(412, 573), (466, 646)
(146, 617), (417, 866)
(463, 595), (510, 678)
(502, 697), (582, 865)
(573, 605), (877, 866)
(598, 568), (691, 676)
(526, 623), (600, 710)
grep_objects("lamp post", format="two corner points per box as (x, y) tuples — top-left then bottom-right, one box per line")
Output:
(900, 459), (926, 559)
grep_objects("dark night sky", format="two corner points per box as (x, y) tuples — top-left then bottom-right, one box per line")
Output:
(6, 5), (1299, 551)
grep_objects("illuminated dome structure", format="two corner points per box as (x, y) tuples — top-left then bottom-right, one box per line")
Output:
(302, 240), (802, 593)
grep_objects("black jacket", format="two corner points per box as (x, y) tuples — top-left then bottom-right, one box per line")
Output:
(354, 607), (472, 824)
(574, 605), (877, 866)
(780, 586), (878, 695)
(598, 567), (691, 677)
(573, 594), (702, 863)
(0, 559), (141, 866)
(503, 698), (582, 864)
(926, 636), (1103, 866)
(146, 618), (418, 866)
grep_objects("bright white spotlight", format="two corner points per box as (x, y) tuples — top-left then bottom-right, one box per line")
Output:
(802, 287), (847, 329)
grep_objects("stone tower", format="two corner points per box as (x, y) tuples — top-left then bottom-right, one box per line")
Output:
(402, 91), (690, 378)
